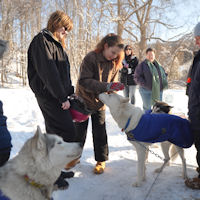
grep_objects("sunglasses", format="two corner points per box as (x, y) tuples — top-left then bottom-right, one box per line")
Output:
(64, 26), (69, 32)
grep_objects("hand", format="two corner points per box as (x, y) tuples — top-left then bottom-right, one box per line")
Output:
(62, 100), (70, 110)
(107, 82), (124, 92)
(124, 64), (129, 68)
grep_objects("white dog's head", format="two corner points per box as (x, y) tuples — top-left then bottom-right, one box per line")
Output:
(16, 126), (82, 183)
(99, 92), (143, 131)
(99, 93), (129, 111)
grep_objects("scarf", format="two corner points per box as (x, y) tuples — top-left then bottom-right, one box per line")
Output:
(146, 60), (168, 105)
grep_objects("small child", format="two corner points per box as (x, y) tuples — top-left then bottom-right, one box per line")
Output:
(0, 100), (12, 167)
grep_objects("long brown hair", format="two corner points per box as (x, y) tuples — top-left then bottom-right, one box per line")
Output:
(47, 10), (73, 48)
(94, 33), (124, 69)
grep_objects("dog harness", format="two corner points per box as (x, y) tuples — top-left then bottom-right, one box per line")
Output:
(125, 113), (194, 148)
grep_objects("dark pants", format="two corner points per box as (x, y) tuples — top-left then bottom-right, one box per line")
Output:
(193, 131), (200, 174)
(0, 150), (10, 167)
(74, 110), (108, 162)
(36, 96), (76, 142)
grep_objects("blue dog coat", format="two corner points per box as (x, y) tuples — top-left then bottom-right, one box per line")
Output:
(0, 190), (10, 200)
(0, 189), (54, 200)
(126, 113), (193, 148)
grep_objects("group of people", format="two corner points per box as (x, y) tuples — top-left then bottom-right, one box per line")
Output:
(120, 46), (168, 111)
(1, 9), (200, 190)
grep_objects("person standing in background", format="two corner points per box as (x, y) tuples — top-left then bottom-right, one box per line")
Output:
(185, 22), (200, 189)
(120, 45), (138, 105)
(27, 10), (77, 189)
(0, 40), (12, 167)
(75, 33), (124, 174)
(134, 48), (168, 111)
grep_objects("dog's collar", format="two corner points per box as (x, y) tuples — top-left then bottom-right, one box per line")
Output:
(121, 117), (131, 132)
(24, 175), (54, 200)
(24, 175), (45, 189)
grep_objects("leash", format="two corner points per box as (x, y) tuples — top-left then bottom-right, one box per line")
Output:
(134, 141), (180, 200)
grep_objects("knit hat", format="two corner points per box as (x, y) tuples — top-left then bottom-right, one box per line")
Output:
(194, 22), (200, 37)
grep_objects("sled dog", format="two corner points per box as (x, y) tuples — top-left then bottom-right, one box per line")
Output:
(99, 93), (188, 187)
(0, 126), (82, 200)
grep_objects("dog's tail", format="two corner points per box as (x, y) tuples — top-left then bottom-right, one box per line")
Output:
(170, 144), (179, 161)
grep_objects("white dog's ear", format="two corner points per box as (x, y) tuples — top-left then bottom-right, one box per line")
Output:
(121, 98), (129, 103)
(34, 126), (45, 150)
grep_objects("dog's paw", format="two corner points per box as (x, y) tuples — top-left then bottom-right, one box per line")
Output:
(132, 181), (142, 187)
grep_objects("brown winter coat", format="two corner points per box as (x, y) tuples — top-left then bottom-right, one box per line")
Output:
(76, 51), (119, 111)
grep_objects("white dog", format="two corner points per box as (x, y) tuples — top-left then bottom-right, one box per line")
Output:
(0, 126), (82, 200)
(99, 92), (188, 187)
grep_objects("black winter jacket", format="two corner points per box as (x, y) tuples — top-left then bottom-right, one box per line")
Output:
(0, 100), (12, 152)
(27, 29), (74, 103)
(120, 56), (138, 86)
(188, 49), (200, 131)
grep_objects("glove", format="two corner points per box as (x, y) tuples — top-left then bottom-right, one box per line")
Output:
(69, 94), (84, 103)
(107, 82), (124, 92)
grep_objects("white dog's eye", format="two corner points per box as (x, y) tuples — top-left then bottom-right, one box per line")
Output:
(57, 141), (62, 144)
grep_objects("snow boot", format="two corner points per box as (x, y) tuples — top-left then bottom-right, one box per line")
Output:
(54, 175), (69, 190)
(185, 177), (200, 189)
(93, 161), (105, 174)
(60, 171), (74, 179)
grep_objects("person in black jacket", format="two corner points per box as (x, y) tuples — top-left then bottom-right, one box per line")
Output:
(0, 40), (12, 167)
(27, 10), (76, 189)
(185, 22), (200, 189)
(0, 101), (12, 167)
(120, 45), (138, 105)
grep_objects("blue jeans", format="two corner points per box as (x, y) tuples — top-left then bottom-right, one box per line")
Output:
(123, 85), (137, 105)
(139, 87), (163, 111)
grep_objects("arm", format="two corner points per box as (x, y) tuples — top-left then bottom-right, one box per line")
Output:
(29, 34), (68, 103)
(78, 52), (108, 94)
(130, 57), (139, 73)
(134, 62), (146, 87)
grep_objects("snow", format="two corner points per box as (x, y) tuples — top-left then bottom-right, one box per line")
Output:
(0, 87), (200, 200)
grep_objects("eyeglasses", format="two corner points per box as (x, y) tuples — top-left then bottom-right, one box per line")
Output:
(64, 27), (68, 32)
(126, 48), (132, 51)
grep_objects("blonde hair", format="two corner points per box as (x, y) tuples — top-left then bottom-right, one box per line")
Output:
(47, 10), (73, 48)
(94, 33), (124, 70)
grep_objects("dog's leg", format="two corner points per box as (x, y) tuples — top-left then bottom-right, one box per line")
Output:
(175, 146), (188, 179)
(154, 142), (170, 173)
(132, 142), (147, 187)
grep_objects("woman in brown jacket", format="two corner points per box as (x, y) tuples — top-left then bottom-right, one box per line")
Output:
(75, 33), (124, 174)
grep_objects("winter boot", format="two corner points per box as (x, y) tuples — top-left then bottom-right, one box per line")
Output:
(93, 161), (105, 174)
(54, 175), (69, 190)
(185, 177), (200, 189)
(60, 171), (75, 179)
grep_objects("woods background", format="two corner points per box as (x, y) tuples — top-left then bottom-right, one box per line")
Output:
(0, 0), (199, 87)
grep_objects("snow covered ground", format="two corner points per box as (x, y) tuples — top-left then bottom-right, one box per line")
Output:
(0, 87), (200, 200)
